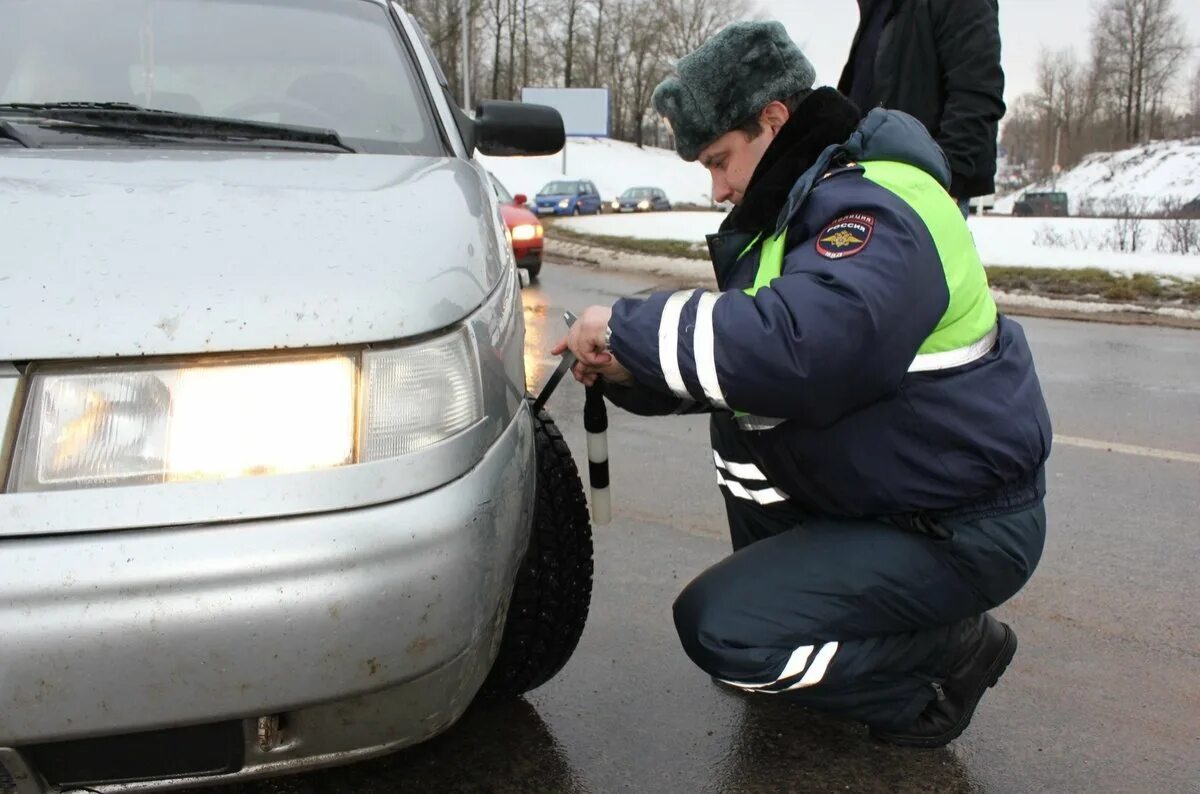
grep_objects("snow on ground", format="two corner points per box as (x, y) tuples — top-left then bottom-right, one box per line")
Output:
(994, 137), (1200, 215)
(560, 211), (724, 240)
(477, 137), (713, 205)
(967, 216), (1200, 277)
(557, 212), (1200, 278)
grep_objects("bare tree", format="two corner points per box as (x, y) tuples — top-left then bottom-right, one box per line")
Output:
(563, 0), (585, 86)
(1103, 196), (1154, 251)
(506, 0), (518, 98)
(625, 0), (670, 146)
(586, 0), (603, 85)
(408, 0), (839, 148)
(606, 0), (629, 137)
(1189, 59), (1200, 135)
(660, 0), (752, 55)
(1092, 0), (1190, 144)
(1157, 198), (1200, 254)
(520, 0), (532, 89)
(484, 0), (507, 98)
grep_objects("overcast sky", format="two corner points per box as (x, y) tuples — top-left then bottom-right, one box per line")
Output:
(756, 0), (1200, 106)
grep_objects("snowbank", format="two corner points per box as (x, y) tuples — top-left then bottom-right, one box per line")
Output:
(477, 137), (713, 206)
(557, 211), (724, 240)
(557, 213), (1200, 278)
(995, 137), (1200, 215)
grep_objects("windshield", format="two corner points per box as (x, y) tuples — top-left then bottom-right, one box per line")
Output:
(0, 0), (443, 154)
(540, 181), (578, 195)
(622, 188), (652, 199)
(490, 173), (514, 203)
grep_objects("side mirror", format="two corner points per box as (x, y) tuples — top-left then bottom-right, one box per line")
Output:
(471, 100), (564, 157)
(513, 193), (528, 206)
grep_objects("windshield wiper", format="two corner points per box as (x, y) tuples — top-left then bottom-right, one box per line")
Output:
(0, 102), (355, 153)
(0, 119), (36, 148)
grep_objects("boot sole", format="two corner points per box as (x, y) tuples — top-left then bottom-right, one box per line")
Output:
(871, 623), (1018, 749)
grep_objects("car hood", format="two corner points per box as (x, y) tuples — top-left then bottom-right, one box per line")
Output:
(0, 150), (506, 360)
(499, 203), (538, 227)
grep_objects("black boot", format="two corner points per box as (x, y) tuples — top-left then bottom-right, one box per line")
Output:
(871, 614), (1017, 748)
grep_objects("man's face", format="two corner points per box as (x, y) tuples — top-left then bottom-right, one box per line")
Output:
(697, 102), (788, 205)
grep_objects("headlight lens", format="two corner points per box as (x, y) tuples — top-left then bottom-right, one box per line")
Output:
(8, 329), (484, 492)
(10, 356), (356, 491)
(511, 223), (542, 241)
(638, 200), (651, 209)
(358, 328), (482, 461)
(611, 201), (620, 209)
(557, 198), (570, 208)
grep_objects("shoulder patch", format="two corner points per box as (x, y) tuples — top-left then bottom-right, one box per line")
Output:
(815, 213), (875, 260)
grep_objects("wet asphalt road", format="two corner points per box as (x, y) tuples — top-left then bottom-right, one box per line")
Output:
(210, 262), (1199, 793)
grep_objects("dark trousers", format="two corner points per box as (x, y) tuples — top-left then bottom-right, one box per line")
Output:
(672, 473), (1046, 730)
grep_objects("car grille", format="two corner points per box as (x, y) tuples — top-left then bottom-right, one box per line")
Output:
(22, 721), (244, 788)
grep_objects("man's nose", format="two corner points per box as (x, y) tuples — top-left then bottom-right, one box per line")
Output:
(712, 176), (732, 204)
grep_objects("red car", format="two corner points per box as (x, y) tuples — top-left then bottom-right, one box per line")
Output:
(489, 173), (544, 281)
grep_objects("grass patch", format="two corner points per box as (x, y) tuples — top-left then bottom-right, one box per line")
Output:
(546, 223), (710, 260)
(985, 266), (1196, 304)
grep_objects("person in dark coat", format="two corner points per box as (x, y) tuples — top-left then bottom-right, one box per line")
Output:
(839, 0), (1006, 210)
(554, 21), (1049, 747)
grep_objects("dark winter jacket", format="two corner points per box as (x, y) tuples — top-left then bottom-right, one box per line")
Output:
(838, 0), (1005, 199)
(603, 88), (1050, 519)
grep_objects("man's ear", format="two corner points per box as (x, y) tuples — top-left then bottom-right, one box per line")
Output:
(760, 101), (791, 135)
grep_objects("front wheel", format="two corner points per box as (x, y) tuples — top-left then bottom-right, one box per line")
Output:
(520, 259), (542, 281)
(480, 407), (593, 696)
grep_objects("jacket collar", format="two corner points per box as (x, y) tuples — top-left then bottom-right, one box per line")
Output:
(719, 88), (863, 235)
(773, 106), (953, 235)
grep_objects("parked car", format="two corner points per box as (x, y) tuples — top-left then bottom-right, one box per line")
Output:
(489, 173), (544, 280)
(533, 179), (603, 215)
(0, 2), (593, 791)
(611, 186), (671, 212)
(967, 194), (995, 215)
(1013, 191), (1070, 217)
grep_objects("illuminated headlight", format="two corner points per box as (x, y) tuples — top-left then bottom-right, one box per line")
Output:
(557, 198), (570, 209)
(637, 200), (651, 210)
(611, 201), (620, 210)
(511, 223), (542, 241)
(8, 329), (483, 492)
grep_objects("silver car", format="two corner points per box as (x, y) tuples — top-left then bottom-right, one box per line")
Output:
(0, 2), (593, 791)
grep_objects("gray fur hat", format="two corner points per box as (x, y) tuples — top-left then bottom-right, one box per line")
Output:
(652, 21), (816, 162)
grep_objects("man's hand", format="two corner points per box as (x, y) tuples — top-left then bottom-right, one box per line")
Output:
(552, 305), (634, 387)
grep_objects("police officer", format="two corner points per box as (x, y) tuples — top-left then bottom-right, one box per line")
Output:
(554, 21), (1052, 747)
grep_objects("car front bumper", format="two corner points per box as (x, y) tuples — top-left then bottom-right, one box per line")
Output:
(0, 409), (535, 792)
(514, 248), (543, 268)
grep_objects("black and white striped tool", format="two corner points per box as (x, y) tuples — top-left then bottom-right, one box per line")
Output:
(584, 380), (611, 524)
(531, 311), (611, 525)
